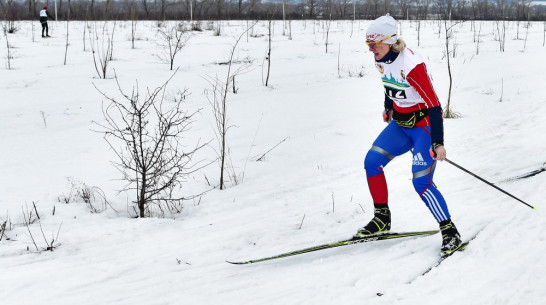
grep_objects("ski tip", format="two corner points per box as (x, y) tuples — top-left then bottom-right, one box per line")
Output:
(533, 205), (538, 210)
(226, 260), (240, 264)
(226, 260), (249, 265)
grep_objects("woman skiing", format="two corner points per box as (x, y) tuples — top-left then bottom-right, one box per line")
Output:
(356, 15), (463, 254)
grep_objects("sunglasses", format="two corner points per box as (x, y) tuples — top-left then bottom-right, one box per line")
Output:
(365, 34), (397, 47)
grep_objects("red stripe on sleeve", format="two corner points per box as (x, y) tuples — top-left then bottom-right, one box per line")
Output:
(407, 63), (441, 108)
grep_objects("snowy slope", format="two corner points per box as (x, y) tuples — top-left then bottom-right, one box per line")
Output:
(1, 19), (545, 305)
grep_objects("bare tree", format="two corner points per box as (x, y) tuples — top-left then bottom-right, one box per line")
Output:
(3, 0), (546, 21)
(104, 0), (112, 19)
(157, 22), (191, 71)
(2, 23), (14, 70)
(2, 0), (18, 33)
(88, 0), (96, 20)
(543, 21), (546, 47)
(141, 0), (150, 18)
(522, 20), (530, 52)
(205, 25), (255, 190)
(265, 18), (273, 86)
(215, 0), (225, 18)
(335, 0), (350, 19)
(416, 0), (431, 20)
(83, 18), (88, 52)
(0, 219), (7, 241)
(130, 3), (138, 49)
(443, 20), (461, 119)
(94, 72), (206, 217)
(282, 0), (286, 35)
(495, 19), (506, 52)
(324, 18), (332, 53)
(237, 0), (246, 18)
(397, 0), (411, 19)
(89, 21), (116, 78)
(26, 0), (37, 18)
(63, 0), (71, 65)
(495, 0), (507, 52)
(417, 20), (422, 46)
(474, 20), (483, 55)
(159, 0), (168, 20)
(308, 0), (317, 18)
(263, 9), (277, 87)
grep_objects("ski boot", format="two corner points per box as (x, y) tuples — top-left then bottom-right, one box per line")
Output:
(355, 206), (391, 237)
(440, 219), (463, 254)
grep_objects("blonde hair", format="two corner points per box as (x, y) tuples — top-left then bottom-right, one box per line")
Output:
(391, 38), (406, 53)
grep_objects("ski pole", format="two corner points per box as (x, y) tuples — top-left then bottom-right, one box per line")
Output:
(444, 158), (536, 210)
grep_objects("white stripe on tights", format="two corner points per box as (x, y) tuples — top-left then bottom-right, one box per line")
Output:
(423, 189), (447, 221)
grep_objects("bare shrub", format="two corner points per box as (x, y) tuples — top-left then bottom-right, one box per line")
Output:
(474, 21), (483, 55)
(205, 26), (255, 190)
(0, 219), (8, 241)
(130, 3), (138, 49)
(265, 19), (273, 86)
(191, 21), (203, 32)
(443, 20), (462, 119)
(157, 22), (191, 71)
(58, 178), (113, 213)
(324, 19), (332, 53)
(495, 20), (506, 52)
(542, 21), (546, 46)
(89, 21), (116, 79)
(2, 0), (18, 34)
(94, 72), (207, 217)
(22, 203), (62, 252)
(2, 24), (15, 70)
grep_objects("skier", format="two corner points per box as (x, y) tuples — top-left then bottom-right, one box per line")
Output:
(356, 15), (463, 254)
(39, 6), (54, 38)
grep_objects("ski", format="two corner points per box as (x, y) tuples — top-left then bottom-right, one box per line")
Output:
(498, 162), (546, 183)
(227, 230), (439, 265)
(413, 230), (482, 280)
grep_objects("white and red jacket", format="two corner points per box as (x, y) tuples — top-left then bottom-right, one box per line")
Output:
(375, 47), (444, 145)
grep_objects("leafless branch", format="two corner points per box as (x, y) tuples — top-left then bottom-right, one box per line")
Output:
(0, 220), (7, 241)
(94, 70), (208, 217)
(22, 205), (39, 252)
(88, 21), (116, 78)
(204, 22), (257, 190)
(255, 138), (287, 161)
(157, 21), (191, 70)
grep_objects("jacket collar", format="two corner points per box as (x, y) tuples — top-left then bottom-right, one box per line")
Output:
(376, 49), (399, 64)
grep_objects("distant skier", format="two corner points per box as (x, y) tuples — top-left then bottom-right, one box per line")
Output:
(356, 15), (464, 255)
(39, 6), (54, 38)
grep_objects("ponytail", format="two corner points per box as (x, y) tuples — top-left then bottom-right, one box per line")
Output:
(391, 38), (406, 53)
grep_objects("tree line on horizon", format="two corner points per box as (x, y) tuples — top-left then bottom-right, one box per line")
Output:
(2, 0), (545, 24)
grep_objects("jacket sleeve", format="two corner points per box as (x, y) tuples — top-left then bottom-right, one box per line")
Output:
(407, 63), (444, 145)
(384, 95), (393, 110)
(427, 106), (444, 145)
(406, 63), (441, 108)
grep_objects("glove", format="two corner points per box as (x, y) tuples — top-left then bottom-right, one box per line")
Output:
(430, 142), (446, 160)
(383, 108), (393, 122)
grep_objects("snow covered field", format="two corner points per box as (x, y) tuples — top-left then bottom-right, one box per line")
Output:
(1, 19), (545, 304)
